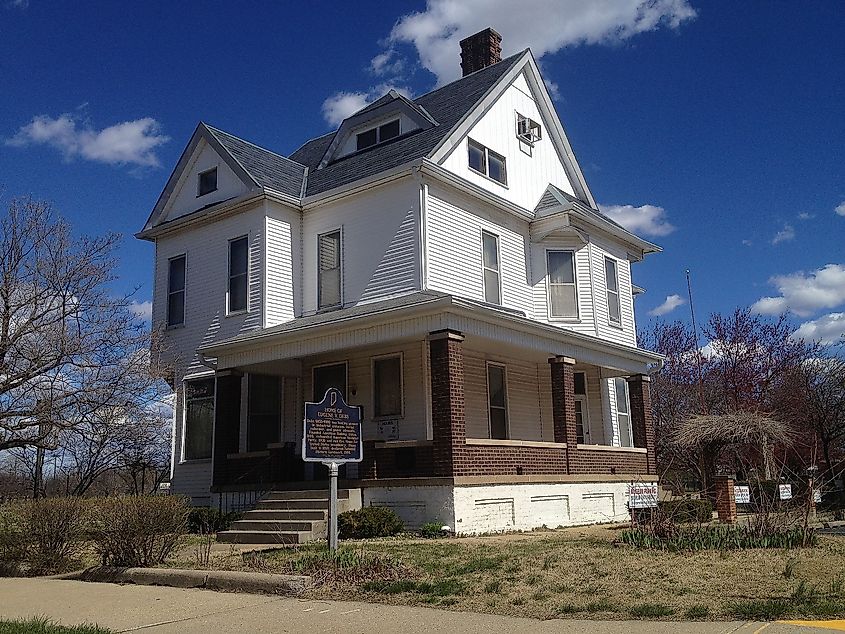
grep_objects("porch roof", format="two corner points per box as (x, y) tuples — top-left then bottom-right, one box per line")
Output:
(198, 291), (664, 374)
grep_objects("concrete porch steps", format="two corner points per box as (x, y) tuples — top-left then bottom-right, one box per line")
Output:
(216, 488), (360, 545)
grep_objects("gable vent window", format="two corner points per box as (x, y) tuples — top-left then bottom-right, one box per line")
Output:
(318, 230), (342, 309)
(197, 167), (217, 197)
(467, 139), (507, 185)
(516, 113), (542, 145)
(228, 236), (248, 313)
(356, 119), (401, 151)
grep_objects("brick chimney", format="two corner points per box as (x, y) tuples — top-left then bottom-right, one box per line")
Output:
(460, 28), (502, 77)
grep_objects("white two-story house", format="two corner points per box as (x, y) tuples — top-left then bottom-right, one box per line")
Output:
(138, 28), (663, 537)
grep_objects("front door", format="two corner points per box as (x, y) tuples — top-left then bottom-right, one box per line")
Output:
(313, 362), (347, 401)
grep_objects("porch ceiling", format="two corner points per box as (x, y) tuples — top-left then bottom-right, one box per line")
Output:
(198, 291), (663, 374)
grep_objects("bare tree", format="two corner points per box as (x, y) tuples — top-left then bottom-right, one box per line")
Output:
(0, 197), (169, 455)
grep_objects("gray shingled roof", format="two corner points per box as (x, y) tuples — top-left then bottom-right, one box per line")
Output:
(205, 125), (307, 199)
(290, 52), (525, 197)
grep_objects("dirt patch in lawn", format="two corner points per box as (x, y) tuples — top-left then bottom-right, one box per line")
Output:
(164, 527), (845, 621)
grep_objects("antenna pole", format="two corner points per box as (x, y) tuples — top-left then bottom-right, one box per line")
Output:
(686, 269), (707, 414)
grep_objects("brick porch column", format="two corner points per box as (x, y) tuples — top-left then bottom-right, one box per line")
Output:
(627, 374), (656, 475)
(715, 476), (737, 523)
(428, 330), (467, 477)
(549, 356), (577, 474)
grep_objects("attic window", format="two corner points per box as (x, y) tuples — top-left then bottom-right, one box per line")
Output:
(356, 119), (401, 151)
(516, 113), (542, 145)
(197, 167), (218, 197)
(468, 139), (507, 185)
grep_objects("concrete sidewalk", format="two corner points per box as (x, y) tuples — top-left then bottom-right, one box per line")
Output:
(0, 578), (837, 633)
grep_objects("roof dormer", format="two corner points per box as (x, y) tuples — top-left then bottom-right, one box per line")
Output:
(318, 89), (437, 168)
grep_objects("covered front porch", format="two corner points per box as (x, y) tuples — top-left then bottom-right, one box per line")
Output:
(198, 293), (660, 499)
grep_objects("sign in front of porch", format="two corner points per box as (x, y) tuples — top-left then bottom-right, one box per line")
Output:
(303, 388), (363, 464)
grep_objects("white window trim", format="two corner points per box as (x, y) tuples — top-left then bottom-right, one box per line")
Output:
(311, 360), (349, 402)
(515, 111), (542, 146)
(605, 256), (622, 326)
(467, 138), (508, 187)
(371, 352), (405, 420)
(180, 374), (215, 464)
(615, 377), (633, 448)
(355, 117), (401, 151)
(481, 230), (503, 306)
(545, 248), (580, 321)
(166, 253), (187, 329)
(317, 227), (343, 311)
(485, 361), (510, 440)
(196, 166), (218, 197)
(226, 234), (250, 316)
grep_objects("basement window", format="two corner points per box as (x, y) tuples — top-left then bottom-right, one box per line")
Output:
(467, 138), (507, 185)
(356, 119), (401, 151)
(197, 167), (218, 197)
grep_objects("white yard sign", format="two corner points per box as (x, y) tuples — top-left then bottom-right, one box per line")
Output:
(734, 485), (751, 504)
(778, 484), (792, 500)
(628, 483), (658, 509)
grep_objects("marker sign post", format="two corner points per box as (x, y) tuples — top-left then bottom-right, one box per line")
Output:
(303, 388), (362, 551)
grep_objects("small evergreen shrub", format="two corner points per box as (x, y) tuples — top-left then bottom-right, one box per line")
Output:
(657, 499), (713, 523)
(419, 521), (447, 538)
(90, 495), (187, 567)
(186, 507), (241, 533)
(337, 506), (403, 539)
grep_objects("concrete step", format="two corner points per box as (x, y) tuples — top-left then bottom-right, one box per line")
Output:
(229, 520), (326, 533)
(256, 499), (330, 511)
(216, 530), (309, 545)
(241, 509), (327, 521)
(262, 489), (350, 501)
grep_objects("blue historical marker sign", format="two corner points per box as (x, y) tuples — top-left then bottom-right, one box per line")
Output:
(302, 388), (362, 464)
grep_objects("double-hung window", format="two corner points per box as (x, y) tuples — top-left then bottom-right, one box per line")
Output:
(605, 257), (621, 325)
(167, 255), (186, 327)
(318, 230), (342, 309)
(615, 378), (633, 447)
(183, 378), (214, 460)
(481, 231), (501, 304)
(487, 363), (509, 440)
(467, 139), (507, 185)
(373, 354), (403, 418)
(547, 250), (578, 319)
(574, 371), (590, 444)
(228, 236), (248, 313)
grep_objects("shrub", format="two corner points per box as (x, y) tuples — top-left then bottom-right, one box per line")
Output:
(186, 507), (241, 534)
(0, 504), (27, 576)
(23, 497), (88, 574)
(419, 522), (447, 538)
(337, 506), (403, 539)
(90, 495), (187, 567)
(657, 499), (713, 523)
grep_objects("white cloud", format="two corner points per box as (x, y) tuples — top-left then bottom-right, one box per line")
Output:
(793, 313), (845, 346)
(751, 264), (845, 318)
(382, 0), (696, 86)
(742, 239), (753, 247)
(321, 84), (414, 127)
(797, 212), (814, 220)
(771, 223), (795, 245)
(7, 114), (169, 167)
(129, 300), (153, 321)
(6, 0), (29, 8)
(648, 294), (685, 317)
(599, 203), (676, 237)
(836, 201), (845, 217)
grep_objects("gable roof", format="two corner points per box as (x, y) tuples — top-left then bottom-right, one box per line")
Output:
(290, 52), (525, 197)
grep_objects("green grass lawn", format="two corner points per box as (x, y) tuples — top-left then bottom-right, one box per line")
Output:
(167, 525), (845, 621)
(0, 619), (111, 634)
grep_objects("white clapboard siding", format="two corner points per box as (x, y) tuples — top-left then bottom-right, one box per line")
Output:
(530, 238), (596, 336)
(588, 236), (638, 347)
(439, 71), (576, 210)
(302, 341), (428, 441)
(426, 188), (534, 317)
(163, 139), (249, 223)
(301, 180), (420, 314)
(264, 203), (299, 327)
(153, 203), (266, 377)
(463, 349), (546, 442)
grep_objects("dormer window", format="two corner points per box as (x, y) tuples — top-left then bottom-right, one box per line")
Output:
(197, 167), (217, 197)
(356, 119), (401, 151)
(516, 113), (542, 145)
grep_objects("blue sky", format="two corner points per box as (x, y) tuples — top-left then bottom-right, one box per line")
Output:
(1, 1), (843, 343)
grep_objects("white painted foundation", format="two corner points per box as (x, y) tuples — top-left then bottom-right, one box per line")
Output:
(362, 485), (455, 530)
